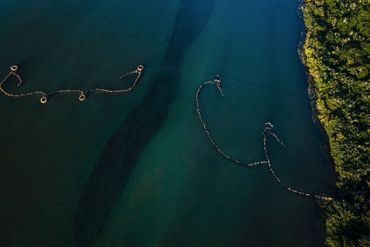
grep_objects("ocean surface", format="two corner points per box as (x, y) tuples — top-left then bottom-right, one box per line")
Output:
(0, 0), (335, 246)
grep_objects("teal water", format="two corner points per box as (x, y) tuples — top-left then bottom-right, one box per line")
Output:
(0, 0), (335, 246)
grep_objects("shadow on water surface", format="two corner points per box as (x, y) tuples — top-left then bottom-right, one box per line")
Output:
(73, 0), (215, 246)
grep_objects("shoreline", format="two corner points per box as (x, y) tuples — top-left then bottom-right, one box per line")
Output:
(300, 0), (369, 246)
(300, 44), (336, 247)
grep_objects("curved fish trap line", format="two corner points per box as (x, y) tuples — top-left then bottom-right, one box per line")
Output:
(0, 64), (145, 104)
(195, 75), (333, 204)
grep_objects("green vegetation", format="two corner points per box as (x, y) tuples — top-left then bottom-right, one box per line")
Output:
(301, 0), (369, 246)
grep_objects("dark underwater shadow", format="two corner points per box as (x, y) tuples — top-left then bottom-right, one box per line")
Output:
(73, 0), (215, 246)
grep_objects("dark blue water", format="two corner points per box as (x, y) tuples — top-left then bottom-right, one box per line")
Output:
(0, 0), (334, 246)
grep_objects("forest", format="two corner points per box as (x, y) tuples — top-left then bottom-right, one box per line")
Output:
(301, 0), (369, 246)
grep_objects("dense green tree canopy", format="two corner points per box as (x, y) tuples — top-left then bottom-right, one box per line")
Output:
(302, 0), (369, 246)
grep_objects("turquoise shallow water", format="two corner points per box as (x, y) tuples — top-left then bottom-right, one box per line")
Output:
(0, 0), (335, 246)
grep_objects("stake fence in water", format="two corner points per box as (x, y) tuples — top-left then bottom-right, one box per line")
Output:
(0, 64), (144, 104)
(195, 75), (333, 204)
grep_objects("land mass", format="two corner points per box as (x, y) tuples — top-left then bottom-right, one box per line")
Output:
(301, 0), (369, 246)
